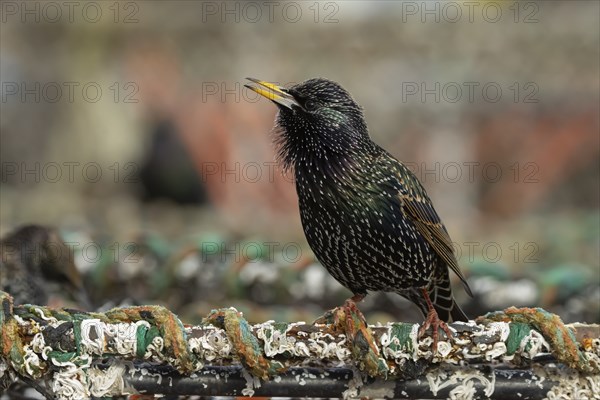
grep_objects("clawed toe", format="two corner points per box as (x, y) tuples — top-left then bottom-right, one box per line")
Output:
(418, 310), (455, 353)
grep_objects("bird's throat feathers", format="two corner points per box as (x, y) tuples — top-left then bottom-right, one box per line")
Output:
(272, 108), (373, 178)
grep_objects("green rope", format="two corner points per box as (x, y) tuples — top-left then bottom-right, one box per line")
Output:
(0, 292), (196, 374)
(1, 292), (28, 377)
(1, 289), (597, 391)
(103, 305), (195, 372)
(204, 308), (286, 379)
(505, 322), (532, 355)
(479, 306), (597, 373)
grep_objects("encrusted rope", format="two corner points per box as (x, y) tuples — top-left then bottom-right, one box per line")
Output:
(204, 308), (286, 379)
(314, 299), (389, 377)
(1, 290), (599, 398)
(479, 306), (594, 373)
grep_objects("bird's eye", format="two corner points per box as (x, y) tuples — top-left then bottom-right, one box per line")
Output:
(305, 100), (318, 111)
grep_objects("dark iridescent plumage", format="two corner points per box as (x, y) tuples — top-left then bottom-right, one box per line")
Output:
(246, 78), (472, 336)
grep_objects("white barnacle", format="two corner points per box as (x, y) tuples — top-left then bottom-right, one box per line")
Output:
(144, 336), (165, 360)
(409, 323), (420, 359)
(257, 322), (297, 357)
(80, 319), (105, 355)
(426, 369), (450, 396)
(485, 342), (507, 361)
(427, 366), (495, 399)
(518, 330), (550, 359)
(379, 324), (392, 345)
(107, 320), (150, 355)
(30, 332), (51, 357)
(585, 375), (599, 395)
(294, 341), (311, 357)
(33, 307), (59, 324)
(448, 379), (476, 400)
(333, 337), (351, 361)
(23, 338), (43, 378)
(188, 337), (202, 354)
(471, 322), (509, 343)
(88, 363), (129, 397)
(462, 346), (483, 360)
(240, 366), (261, 397)
(198, 329), (232, 361)
(417, 335), (434, 358)
(51, 356), (91, 400)
(544, 366), (599, 400)
(453, 336), (471, 346)
(436, 341), (453, 358)
(13, 314), (27, 326)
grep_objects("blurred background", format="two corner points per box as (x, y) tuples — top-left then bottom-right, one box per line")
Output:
(1, 1), (598, 325)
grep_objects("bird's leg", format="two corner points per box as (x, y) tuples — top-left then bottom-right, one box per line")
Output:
(313, 293), (366, 325)
(341, 293), (367, 327)
(342, 294), (367, 337)
(417, 288), (454, 351)
(343, 293), (366, 327)
(349, 292), (366, 304)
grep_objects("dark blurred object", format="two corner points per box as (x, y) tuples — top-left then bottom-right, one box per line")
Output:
(0, 225), (90, 309)
(125, 43), (301, 237)
(139, 119), (208, 204)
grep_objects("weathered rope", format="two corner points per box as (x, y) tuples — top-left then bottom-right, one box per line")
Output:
(1, 291), (599, 398)
(204, 308), (286, 379)
(480, 306), (596, 373)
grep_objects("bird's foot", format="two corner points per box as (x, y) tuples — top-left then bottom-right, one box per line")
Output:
(418, 309), (454, 352)
(343, 293), (366, 318)
(313, 293), (366, 325)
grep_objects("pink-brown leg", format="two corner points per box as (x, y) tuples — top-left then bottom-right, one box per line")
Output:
(417, 288), (454, 351)
(314, 293), (366, 325)
(343, 293), (366, 328)
(349, 293), (366, 304)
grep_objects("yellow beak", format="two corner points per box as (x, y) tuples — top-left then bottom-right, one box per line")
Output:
(245, 78), (300, 109)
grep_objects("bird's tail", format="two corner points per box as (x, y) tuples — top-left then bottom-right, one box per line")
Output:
(429, 273), (469, 322)
(448, 297), (469, 322)
(405, 268), (469, 322)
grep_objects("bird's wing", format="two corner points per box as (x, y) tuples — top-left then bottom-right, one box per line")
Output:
(395, 163), (473, 297)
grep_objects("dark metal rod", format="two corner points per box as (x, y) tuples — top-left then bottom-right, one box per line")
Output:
(126, 365), (552, 399)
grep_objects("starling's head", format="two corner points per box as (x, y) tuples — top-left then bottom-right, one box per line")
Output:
(246, 77), (371, 171)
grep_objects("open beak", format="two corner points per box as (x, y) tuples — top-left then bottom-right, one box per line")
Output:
(245, 78), (300, 110)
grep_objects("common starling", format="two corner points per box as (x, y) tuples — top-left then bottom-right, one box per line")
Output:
(0, 225), (89, 309)
(246, 77), (472, 346)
